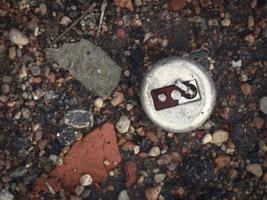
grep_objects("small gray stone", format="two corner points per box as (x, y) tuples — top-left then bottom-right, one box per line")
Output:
(45, 90), (58, 100)
(64, 110), (94, 128)
(260, 96), (267, 114)
(56, 128), (77, 146)
(118, 190), (130, 200)
(10, 166), (28, 178)
(134, 0), (142, 6)
(30, 65), (41, 76)
(116, 116), (130, 133)
(0, 189), (14, 200)
(46, 39), (122, 97)
(21, 108), (31, 119)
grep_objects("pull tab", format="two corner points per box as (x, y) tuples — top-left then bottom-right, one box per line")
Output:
(151, 79), (201, 111)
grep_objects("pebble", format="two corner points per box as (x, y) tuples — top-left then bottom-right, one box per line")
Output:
(1, 84), (10, 94)
(60, 16), (72, 26)
(21, 107), (31, 119)
(240, 83), (252, 96)
(64, 110), (94, 128)
(211, 129), (229, 145)
(0, 189), (14, 200)
(161, 39), (168, 48)
(250, 0), (257, 8)
(214, 154), (231, 170)
(252, 116), (264, 129)
(94, 98), (104, 108)
(118, 190), (130, 200)
(246, 163), (263, 177)
(248, 15), (254, 29)
(145, 185), (161, 200)
(8, 47), (16, 59)
(157, 155), (172, 165)
(80, 174), (93, 186)
(201, 133), (212, 145)
(111, 92), (124, 106)
(263, 173), (267, 183)
(9, 28), (29, 46)
(116, 116), (131, 133)
(49, 154), (61, 165)
(10, 166), (28, 178)
(154, 173), (166, 183)
(221, 18), (231, 27)
(134, 0), (142, 7)
(260, 96), (267, 114)
(149, 146), (161, 157)
(231, 60), (242, 68)
(75, 185), (84, 196)
(30, 65), (41, 76)
(244, 34), (255, 43)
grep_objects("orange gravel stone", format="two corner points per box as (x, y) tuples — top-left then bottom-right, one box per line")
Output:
(32, 123), (121, 195)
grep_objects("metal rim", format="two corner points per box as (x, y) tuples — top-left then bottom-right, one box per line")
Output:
(140, 57), (216, 133)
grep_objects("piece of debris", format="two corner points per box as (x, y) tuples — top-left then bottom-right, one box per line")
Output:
(46, 39), (122, 97)
(32, 123), (121, 194)
(64, 110), (94, 128)
(116, 116), (131, 133)
(168, 0), (185, 11)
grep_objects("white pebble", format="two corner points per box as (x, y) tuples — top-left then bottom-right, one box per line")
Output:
(9, 28), (29, 46)
(94, 98), (104, 108)
(80, 174), (93, 186)
(116, 116), (131, 133)
(201, 133), (212, 145)
(231, 60), (242, 68)
(149, 146), (161, 157)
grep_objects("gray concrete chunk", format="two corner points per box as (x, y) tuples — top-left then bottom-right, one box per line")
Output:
(46, 39), (122, 97)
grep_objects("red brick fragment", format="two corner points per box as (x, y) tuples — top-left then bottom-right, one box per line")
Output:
(32, 123), (121, 195)
(125, 160), (137, 188)
(168, 0), (185, 11)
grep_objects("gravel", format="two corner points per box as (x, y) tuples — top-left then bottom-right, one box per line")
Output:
(260, 96), (267, 114)
(118, 190), (130, 200)
(0, 189), (14, 200)
(116, 116), (131, 133)
(80, 174), (93, 186)
(211, 130), (229, 145)
(8, 28), (29, 46)
(148, 146), (161, 157)
(246, 164), (263, 177)
(64, 110), (94, 128)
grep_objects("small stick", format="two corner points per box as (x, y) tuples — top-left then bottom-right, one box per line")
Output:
(96, 0), (107, 41)
(52, 3), (97, 45)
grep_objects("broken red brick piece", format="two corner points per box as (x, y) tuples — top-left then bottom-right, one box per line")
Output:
(32, 123), (121, 195)
(168, 0), (185, 11)
(125, 160), (137, 188)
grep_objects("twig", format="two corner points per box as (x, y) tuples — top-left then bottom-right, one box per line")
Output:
(96, 0), (107, 41)
(52, 3), (97, 45)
